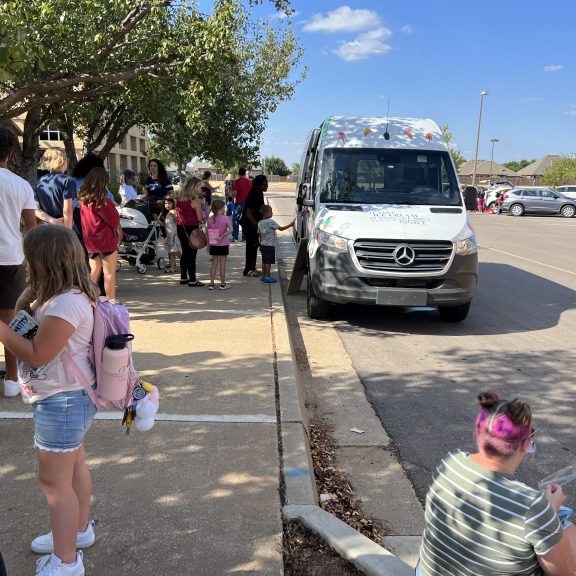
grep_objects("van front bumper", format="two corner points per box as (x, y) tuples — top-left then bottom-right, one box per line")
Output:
(309, 250), (477, 307)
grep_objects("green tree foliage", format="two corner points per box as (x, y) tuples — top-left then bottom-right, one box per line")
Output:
(439, 124), (466, 170)
(0, 0), (304, 181)
(541, 157), (576, 186)
(291, 162), (300, 177)
(264, 155), (290, 176)
(502, 159), (535, 172)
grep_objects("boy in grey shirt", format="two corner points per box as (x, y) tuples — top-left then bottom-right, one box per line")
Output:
(257, 205), (295, 283)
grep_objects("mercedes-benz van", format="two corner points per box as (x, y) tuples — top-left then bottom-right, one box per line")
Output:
(295, 116), (478, 321)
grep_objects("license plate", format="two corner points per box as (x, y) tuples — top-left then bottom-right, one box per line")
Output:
(376, 289), (427, 306)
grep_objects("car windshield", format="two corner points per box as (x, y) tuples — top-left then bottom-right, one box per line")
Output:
(318, 148), (461, 206)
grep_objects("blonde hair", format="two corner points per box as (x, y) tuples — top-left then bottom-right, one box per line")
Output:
(178, 176), (202, 200)
(23, 226), (99, 305)
(38, 148), (67, 171)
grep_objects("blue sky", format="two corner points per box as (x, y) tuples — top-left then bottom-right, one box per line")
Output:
(247, 0), (576, 168)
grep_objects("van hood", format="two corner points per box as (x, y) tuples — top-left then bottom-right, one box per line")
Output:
(315, 204), (470, 241)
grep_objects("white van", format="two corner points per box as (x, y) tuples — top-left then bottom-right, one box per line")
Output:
(295, 116), (478, 321)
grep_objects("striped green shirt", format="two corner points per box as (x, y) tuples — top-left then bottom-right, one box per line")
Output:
(419, 450), (563, 575)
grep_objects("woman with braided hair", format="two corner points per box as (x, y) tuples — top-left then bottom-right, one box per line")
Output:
(418, 390), (576, 575)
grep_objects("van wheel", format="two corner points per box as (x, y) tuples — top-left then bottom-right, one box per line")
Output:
(307, 268), (329, 319)
(438, 302), (471, 322)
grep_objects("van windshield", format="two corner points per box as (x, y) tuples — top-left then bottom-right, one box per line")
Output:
(318, 149), (461, 206)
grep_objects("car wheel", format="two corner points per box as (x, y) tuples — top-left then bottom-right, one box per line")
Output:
(487, 201), (496, 209)
(306, 266), (330, 319)
(438, 302), (471, 323)
(560, 205), (576, 218)
(510, 203), (524, 217)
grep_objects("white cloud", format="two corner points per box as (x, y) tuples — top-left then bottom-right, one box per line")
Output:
(518, 97), (541, 104)
(303, 6), (380, 33)
(563, 105), (576, 116)
(543, 64), (563, 72)
(270, 10), (301, 20)
(333, 27), (392, 62)
(401, 25), (413, 34)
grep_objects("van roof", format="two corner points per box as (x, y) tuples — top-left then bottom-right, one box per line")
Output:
(319, 116), (447, 152)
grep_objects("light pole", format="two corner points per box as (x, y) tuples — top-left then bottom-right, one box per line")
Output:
(490, 138), (499, 178)
(471, 90), (489, 187)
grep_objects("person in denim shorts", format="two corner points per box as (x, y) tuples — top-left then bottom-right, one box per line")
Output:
(0, 226), (101, 576)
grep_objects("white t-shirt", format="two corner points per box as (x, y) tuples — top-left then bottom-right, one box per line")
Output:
(0, 167), (36, 265)
(18, 290), (95, 404)
(119, 183), (138, 206)
(257, 218), (280, 246)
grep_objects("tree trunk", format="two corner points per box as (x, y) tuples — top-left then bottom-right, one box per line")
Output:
(10, 108), (43, 185)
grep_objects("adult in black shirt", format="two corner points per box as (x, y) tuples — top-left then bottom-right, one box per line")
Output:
(242, 175), (268, 276)
(144, 158), (173, 216)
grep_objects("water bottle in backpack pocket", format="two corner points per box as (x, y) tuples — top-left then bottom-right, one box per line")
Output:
(99, 334), (134, 401)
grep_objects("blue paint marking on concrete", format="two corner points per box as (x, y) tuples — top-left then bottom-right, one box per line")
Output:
(285, 468), (309, 477)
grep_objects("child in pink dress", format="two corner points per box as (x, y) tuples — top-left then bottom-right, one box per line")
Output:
(206, 199), (232, 290)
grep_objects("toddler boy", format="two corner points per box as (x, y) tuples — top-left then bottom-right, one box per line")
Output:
(257, 205), (295, 283)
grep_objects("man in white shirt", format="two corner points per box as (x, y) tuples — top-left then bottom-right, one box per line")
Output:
(0, 127), (36, 397)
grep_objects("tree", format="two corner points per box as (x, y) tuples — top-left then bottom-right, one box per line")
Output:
(439, 124), (466, 170)
(502, 159), (535, 172)
(264, 156), (290, 176)
(541, 157), (576, 186)
(0, 0), (303, 181)
(291, 162), (300, 177)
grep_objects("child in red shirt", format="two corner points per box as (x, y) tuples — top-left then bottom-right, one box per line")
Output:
(78, 167), (122, 301)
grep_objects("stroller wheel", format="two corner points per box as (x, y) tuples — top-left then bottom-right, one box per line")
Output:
(136, 263), (147, 274)
(157, 257), (166, 270)
(116, 260), (122, 271)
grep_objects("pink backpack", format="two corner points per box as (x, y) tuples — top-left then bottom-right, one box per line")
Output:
(62, 297), (138, 412)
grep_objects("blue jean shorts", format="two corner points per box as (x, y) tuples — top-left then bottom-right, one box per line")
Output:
(32, 390), (97, 452)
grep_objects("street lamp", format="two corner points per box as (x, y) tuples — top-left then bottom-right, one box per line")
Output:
(490, 138), (499, 178)
(471, 90), (489, 187)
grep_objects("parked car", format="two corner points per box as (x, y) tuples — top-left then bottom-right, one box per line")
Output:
(167, 171), (181, 185)
(485, 185), (513, 209)
(502, 187), (576, 217)
(555, 185), (576, 199)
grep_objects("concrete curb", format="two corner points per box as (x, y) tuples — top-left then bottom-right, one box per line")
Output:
(269, 229), (415, 575)
(283, 505), (414, 576)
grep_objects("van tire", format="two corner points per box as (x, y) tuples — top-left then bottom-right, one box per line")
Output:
(307, 268), (329, 319)
(438, 302), (471, 322)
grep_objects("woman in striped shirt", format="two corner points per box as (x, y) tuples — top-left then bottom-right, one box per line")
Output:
(418, 390), (576, 575)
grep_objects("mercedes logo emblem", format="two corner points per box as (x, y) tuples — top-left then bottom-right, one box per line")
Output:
(393, 244), (416, 266)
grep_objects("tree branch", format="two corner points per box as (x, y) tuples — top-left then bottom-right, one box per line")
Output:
(0, 61), (182, 119)
(97, 1), (172, 63)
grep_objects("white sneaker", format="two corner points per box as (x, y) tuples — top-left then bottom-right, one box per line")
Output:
(3, 379), (20, 397)
(32, 521), (95, 554)
(219, 284), (231, 290)
(36, 551), (84, 575)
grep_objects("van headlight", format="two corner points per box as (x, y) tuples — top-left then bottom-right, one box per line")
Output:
(455, 236), (477, 256)
(315, 229), (349, 252)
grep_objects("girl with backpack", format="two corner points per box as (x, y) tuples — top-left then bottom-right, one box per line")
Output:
(206, 199), (232, 290)
(0, 225), (100, 576)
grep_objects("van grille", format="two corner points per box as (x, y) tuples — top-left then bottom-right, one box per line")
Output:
(353, 239), (453, 273)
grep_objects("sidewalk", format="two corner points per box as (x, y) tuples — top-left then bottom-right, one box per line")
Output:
(0, 223), (412, 575)
(0, 242), (288, 575)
